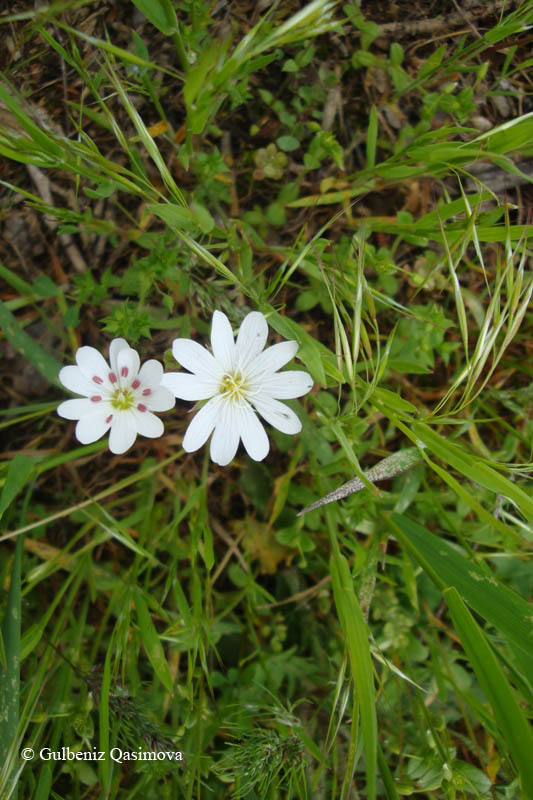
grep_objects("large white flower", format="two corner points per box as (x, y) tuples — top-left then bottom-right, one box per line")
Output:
(161, 310), (313, 466)
(57, 338), (175, 454)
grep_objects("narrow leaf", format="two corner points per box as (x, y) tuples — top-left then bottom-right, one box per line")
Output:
(411, 422), (533, 521)
(130, 0), (178, 35)
(0, 454), (36, 521)
(0, 300), (63, 387)
(390, 513), (533, 666)
(330, 554), (377, 799)
(0, 535), (23, 765)
(366, 105), (378, 169)
(445, 587), (533, 799)
(134, 588), (174, 694)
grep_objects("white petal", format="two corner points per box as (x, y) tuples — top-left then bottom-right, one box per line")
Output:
(256, 370), (313, 399)
(137, 359), (163, 387)
(210, 403), (241, 466)
(143, 386), (175, 412)
(172, 339), (223, 379)
(235, 312), (268, 370)
(108, 415), (137, 454)
(161, 372), (219, 401)
(239, 404), (270, 461)
(117, 346), (140, 382)
(76, 346), (111, 382)
(182, 396), (223, 452)
(210, 311), (235, 372)
(252, 396), (302, 434)
(131, 409), (164, 438)
(58, 365), (96, 397)
(75, 411), (112, 444)
(109, 338), (130, 375)
(246, 341), (298, 379)
(57, 398), (98, 419)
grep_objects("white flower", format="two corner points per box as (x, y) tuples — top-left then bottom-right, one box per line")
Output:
(161, 310), (313, 466)
(57, 338), (175, 454)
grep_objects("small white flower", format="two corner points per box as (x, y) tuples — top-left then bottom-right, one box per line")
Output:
(161, 310), (313, 466)
(57, 338), (175, 454)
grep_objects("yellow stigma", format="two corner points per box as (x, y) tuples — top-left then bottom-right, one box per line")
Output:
(220, 371), (248, 403)
(111, 387), (135, 410)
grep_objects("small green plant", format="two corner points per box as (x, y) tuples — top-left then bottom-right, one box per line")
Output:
(253, 143), (288, 180)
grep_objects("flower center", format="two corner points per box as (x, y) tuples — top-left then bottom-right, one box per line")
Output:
(220, 371), (248, 404)
(111, 387), (135, 410)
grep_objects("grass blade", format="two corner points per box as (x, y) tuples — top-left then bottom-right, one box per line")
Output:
(411, 422), (533, 521)
(330, 554), (377, 799)
(133, 588), (174, 694)
(444, 587), (533, 799)
(389, 513), (533, 665)
(0, 455), (36, 521)
(0, 299), (62, 388)
(0, 535), (23, 768)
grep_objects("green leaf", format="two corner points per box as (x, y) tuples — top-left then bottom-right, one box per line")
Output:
(133, 588), (174, 694)
(83, 180), (118, 198)
(389, 514), (533, 666)
(190, 202), (215, 234)
(282, 58), (298, 72)
(445, 587), (533, 799)
(277, 135), (300, 152)
(366, 105), (378, 169)
(411, 422), (533, 522)
(330, 554), (377, 799)
(389, 42), (403, 66)
(0, 263), (33, 296)
(32, 275), (61, 298)
(0, 300), (63, 387)
(267, 309), (327, 385)
(130, 0), (178, 35)
(0, 455), (36, 521)
(0, 535), (23, 770)
(98, 630), (112, 792)
(149, 202), (196, 231)
(418, 44), (446, 78)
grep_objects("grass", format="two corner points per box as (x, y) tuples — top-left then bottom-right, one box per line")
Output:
(0, 0), (532, 798)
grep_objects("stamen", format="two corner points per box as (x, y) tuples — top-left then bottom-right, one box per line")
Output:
(109, 372), (117, 383)
(91, 395), (102, 402)
(111, 387), (135, 410)
(105, 414), (113, 424)
(220, 371), (249, 404)
(142, 388), (151, 396)
(138, 403), (147, 412)
(121, 366), (129, 377)
(93, 375), (103, 385)
(132, 379), (140, 390)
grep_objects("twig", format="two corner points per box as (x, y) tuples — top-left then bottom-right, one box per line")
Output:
(376, 0), (517, 38)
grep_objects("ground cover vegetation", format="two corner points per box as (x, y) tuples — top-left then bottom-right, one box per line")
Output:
(0, 0), (532, 797)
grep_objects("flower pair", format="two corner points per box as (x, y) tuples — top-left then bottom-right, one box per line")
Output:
(57, 311), (313, 466)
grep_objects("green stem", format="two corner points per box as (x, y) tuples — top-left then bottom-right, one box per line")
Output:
(172, 27), (189, 74)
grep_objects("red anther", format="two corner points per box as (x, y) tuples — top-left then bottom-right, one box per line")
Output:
(132, 379), (140, 389)
(142, 388), (152, 396)
(91, 395), (102, 402)
(109, 372), (117, 383)
(105, 414), (113, 424)
(93, 375), (103, 385)
(121, 367), (128, 377)
(137, 403), (147, 412)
